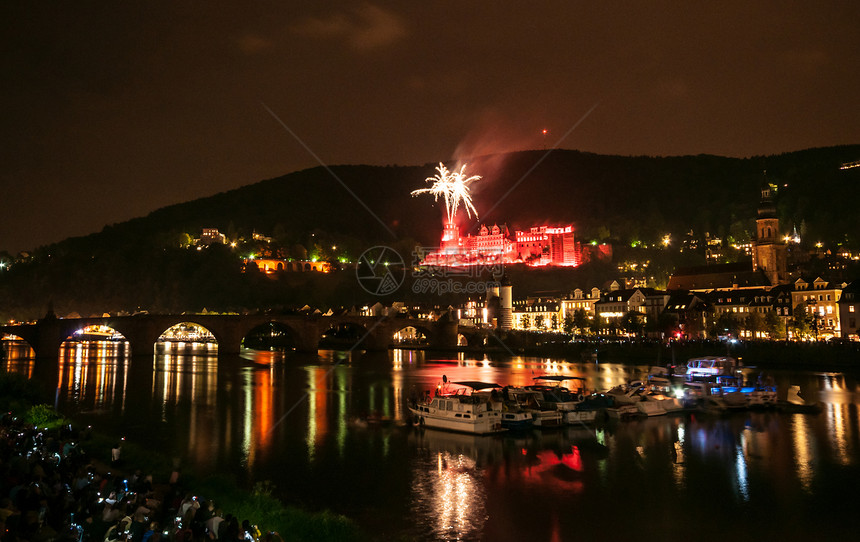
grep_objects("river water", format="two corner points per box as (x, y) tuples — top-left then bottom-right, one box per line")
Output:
(3, 342), (860, 541)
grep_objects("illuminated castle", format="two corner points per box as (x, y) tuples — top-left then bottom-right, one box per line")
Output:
(412, 162), (582, 268)
(423, 222), (581, 267)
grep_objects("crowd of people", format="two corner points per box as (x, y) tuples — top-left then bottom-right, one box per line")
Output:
(0, 415), (283, 542)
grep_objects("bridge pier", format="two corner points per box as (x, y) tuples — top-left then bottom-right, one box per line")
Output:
(433, 319), (460, 349)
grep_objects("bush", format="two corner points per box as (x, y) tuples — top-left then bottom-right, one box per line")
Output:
(24, 404), (62, 428)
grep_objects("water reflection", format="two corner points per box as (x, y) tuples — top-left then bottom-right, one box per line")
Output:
(3, 344), (34, 377)
(57, 342), (129, 411)
(4, 344), (860, 539)
(791, 415), (817, 493)
(409, 431), (490, 540)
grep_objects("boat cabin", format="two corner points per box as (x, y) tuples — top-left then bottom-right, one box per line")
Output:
(428, 395), (490, 414)
(685, 356), (739, 378)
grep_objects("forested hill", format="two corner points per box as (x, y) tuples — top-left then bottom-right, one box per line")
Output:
(47, 145), (860, 257)
(2, 145), (859, 320)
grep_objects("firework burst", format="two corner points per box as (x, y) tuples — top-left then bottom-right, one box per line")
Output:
(411, 162), (482, 223)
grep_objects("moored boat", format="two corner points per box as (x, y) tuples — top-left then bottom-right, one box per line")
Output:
(499, 408), (536, 431)
(635, 398), (667, 416)
(503, 387), (564, 428)
(408, 378), (507, 435)
(683, 356), (740, 379)
(526, 376), (599, 425)
(605, 381), (644, 405)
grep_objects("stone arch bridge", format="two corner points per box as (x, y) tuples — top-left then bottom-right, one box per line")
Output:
(1, 313), (459, 360)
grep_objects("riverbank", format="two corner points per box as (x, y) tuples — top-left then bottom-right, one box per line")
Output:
(0, 373), (367, 542)
(434, 337), (860, 372)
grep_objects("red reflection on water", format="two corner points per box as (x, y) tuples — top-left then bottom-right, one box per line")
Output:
(520, 446), (585, 492)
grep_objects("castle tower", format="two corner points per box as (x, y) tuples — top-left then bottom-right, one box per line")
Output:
(499, 273), (513, 331)
(751, 182), (787, 285)
(440, 222), (460, 253)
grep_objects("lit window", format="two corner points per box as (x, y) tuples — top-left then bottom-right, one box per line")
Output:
(851, 305), (856, 313)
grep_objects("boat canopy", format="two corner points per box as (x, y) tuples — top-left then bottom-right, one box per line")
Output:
(450, 381), (502, 391)
(533, 375), (586, 382)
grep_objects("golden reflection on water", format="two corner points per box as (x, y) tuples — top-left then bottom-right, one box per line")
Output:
(57, 341), (129, 409)
(672, 421), (686, 489)
(417, 451), (485, 540)
(790, 415), (817, 494)
(305, 366), (328, 463)
(408, 431), (492, 540)
(820, 373), (857, 467)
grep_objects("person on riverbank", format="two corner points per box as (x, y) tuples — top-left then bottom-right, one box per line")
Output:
(0, 415), (289, 542)
(206, 508), (224, 540)
(110, 443), (121, 467)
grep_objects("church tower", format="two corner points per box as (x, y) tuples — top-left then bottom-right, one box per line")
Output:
(751, 181), (787, 285)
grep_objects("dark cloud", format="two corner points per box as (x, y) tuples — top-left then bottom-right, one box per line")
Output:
(0, 2), (858, 253)
(290, 3), (407, 51)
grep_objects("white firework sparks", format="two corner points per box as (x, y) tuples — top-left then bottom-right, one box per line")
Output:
(411, 162), (482, 223)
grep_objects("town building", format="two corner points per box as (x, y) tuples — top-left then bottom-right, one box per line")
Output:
(512, 298), (562, 331)
(791, 277), (845, 339)
(662, 292), (710, 338)
(199, 228), (226, 245)
(560, 287), (602, 320)
(667, 262), (770, 291)
(838, 281), (860, 339)
(594, 288), (647, 330)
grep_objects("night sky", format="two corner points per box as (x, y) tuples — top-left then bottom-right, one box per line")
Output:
(2, 2), (858, 253)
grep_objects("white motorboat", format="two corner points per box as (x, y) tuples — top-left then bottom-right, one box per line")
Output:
(605, 381), (644, 405)
(503, 387), (564, 428)
(683, 380), (747, 413)
(684, 356), (740, 378)
(747, 387), (777, 408)
(605, 403), (640, 420)
(635, 398), (667, 416)
(527, 376), (599, 425)
(409, 378), (506, 435)
(643, 370), (686, 413)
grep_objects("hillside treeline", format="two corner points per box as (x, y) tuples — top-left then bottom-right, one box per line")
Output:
(1, 146), (859, 320)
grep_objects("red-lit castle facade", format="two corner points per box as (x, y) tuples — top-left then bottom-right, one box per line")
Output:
(423, 222), (581, 267)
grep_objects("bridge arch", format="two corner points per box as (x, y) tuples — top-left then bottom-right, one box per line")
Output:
(1, 333), (35, 358)
(155, 322), (219, 354)
(391, 324), (432, 347)
(457, 330), (490, 348)
(1, 334), (35, 377)
(60, 324), (130, 362)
